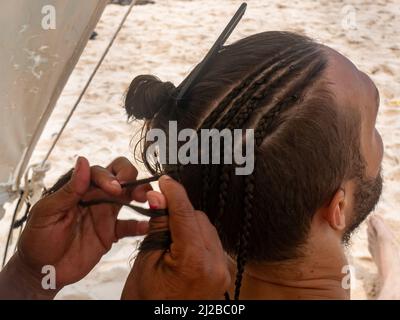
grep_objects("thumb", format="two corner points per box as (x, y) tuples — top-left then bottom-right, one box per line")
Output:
(158, 175), (198, 245)
(51, 156), (91, 207)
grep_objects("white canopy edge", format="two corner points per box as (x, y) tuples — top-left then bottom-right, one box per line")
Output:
(0, 0), (108, 216)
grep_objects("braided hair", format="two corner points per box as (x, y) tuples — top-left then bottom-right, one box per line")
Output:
(201, 48), (327, 299)
(125, 31), (362, 299)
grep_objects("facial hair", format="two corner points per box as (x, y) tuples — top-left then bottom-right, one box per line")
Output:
(342, 169), (383, 245)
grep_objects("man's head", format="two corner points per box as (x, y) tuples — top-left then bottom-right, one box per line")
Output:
(124, 31), (383, 297)
(318, 47), (383, 245)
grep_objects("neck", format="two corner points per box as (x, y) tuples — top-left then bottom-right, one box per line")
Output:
(228, 228), (350, 300)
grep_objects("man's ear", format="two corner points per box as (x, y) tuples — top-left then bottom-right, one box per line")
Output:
(323, 188), (347, 231)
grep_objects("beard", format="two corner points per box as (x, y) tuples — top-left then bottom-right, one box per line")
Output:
(342, 168), (383, 245)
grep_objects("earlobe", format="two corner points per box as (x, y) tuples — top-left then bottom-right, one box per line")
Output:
(324, 188), (347, 231)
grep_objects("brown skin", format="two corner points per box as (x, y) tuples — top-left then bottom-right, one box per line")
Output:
(121, 176), (231, 300)
(0, 156), (151, 299)
(230, 47), (384, 299)
(0, 157), (230, 300)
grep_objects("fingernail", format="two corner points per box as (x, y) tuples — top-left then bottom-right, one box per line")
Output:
(160, 175), (172, 182)
(110, 180), (122, 191)
(147, 194), (160, 209)
(74, 157), (83, 174)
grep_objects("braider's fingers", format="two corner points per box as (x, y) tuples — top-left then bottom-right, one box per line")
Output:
(146, 191), (168, 233)
(147, 191), (167, 209)
(90, 165), (122, 196)
(131, 183), (153, 203)
(49, 157), (91, 210)
(158, 175), (202, 252)
(107, 157), (152, 202)
(107, 157), (138, 181)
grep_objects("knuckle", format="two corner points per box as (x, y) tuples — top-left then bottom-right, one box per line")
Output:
(114, 156), (129, 163)
(125, 165), (138, 178)
(114, 157), (138, 177)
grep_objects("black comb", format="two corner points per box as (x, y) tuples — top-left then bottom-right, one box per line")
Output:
(176, 2), (247, 102)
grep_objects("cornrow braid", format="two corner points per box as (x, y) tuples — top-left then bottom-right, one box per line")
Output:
(212, 48), (321, 231)
(215, 46), (318, 131)
(201, 41), (316, 131)
(233, 56), (327, 300)
(201, 44), (319, 214)
(200, 44), (312, 212)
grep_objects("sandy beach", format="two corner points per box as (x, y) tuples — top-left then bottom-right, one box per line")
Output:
(1, 0), (399, 299)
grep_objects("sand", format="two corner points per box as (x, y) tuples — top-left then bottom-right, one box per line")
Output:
(1, 0), (399, 299)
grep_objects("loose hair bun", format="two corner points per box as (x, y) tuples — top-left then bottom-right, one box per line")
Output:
(124, 75), (177, 120)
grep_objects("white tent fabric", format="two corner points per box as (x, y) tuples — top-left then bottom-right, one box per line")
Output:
(0, 0), (108, 218)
